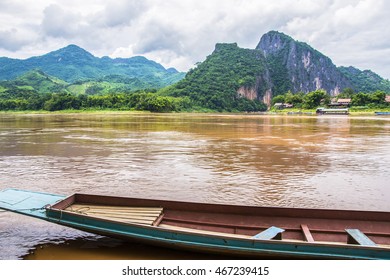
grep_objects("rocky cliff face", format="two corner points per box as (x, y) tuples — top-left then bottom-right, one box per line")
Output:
(237, 69), (273, 105)
(256, 31), (352, 96)
(168, 31), (389, 110)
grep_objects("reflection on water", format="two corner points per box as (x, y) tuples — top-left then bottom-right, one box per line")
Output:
(24, 237), (230, 260)
(0, 113), (389, 259)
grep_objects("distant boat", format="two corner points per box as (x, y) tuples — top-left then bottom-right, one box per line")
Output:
(316, 108), (349, 115)
(375, 112), (390, 115)
(287, 112), (313, 115)
(1, 189), (390, 259)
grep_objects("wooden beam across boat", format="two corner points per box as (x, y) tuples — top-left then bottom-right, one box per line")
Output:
(301, 224), (315, 243)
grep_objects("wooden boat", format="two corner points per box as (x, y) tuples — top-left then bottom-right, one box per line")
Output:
(316, 108), (349, 115)
(1, 188), (390, 259)
(375, 112), (390, 115)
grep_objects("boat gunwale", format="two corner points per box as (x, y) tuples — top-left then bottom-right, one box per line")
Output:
(49, 193), (390, 222)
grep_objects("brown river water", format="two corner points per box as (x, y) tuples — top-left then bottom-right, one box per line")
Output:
(0, 113), (389, 259)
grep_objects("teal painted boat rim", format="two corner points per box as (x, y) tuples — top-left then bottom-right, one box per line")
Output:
(0, 188), (65, 219)
(1, 188), (390, 259)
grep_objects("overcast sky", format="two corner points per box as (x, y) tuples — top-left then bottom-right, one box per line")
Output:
(0, 0), (389, 78)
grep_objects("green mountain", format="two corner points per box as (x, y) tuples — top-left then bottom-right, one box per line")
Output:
(167, 31), (389, 108)
(0, 70), (162, 95)
(256, 31), (353, 96)
(1, 32), (389, 112)
(0, 45), (185, 88)
(67, 75), (152, 95)
(338, 66), (390, 93)
(10, 70), (67, 92)
(165, 43), (268, 111)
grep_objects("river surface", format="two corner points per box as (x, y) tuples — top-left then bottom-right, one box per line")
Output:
(0, 113), (389, 259)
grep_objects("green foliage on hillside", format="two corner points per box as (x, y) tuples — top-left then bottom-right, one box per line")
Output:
(2, 34), (389, 113)
(265, 49), (291, 96)
(0, 45), (184, 89)
(67, 75), (154, 95)
(0, 70), (69, 94)
(0, 60), (266, 112)
(339, 66), (390, 93)
(0, 70), (169, 96)
(165, 43), (267, 112)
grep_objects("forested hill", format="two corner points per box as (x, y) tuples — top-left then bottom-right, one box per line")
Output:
(164, 43), (268, 111)
(1, 32), (389, 112)
(167, 31), (389, 108)
(0, 45), (184, 88)
(338, 66), (390, 93)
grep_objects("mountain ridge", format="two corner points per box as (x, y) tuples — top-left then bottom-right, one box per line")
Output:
(0, 45), (185, 88)
(256, 31), (353, 96)
(1, 32), (389, 112)
(167, 30), (389, 108)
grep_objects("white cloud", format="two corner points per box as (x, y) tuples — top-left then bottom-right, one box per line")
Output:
(0, 28), (35, 51)
(0, 0), (389, 78)
(281, 0), (390, 78)
(41, 4), (84, 38)
(98, 0), (147, 28)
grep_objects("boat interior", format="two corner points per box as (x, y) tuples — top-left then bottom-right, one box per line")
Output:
(56, 195), (390, 248)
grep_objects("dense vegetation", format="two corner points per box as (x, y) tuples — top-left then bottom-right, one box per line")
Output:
(0, 69), (163, 96)
(1, 44), (269, 113)
(163, 43), (268, 112)
(272, 89), (389, 109)
(0, 90), (191, 113)
(0, 44), (184, 88)
(1, 34), (389, 113)
(338, 67), (390, 93)
(0, 63), (265, 112)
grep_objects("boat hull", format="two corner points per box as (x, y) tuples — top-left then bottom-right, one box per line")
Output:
(45, 209), (390, 260)
(375, 112), (390, 115)
(1, 189), (390, 259)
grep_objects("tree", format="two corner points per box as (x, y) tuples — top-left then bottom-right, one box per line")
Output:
(303, 90), (329, 109)
(44, 93), (81, 111)
(271, 95), (285, 105)
(338, 88), (355, 98)
(369, 90), (386, 105)
(284, 91), (304, 106)
(352, 92), (370, 106)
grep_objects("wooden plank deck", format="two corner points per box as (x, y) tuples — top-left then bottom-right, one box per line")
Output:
(64, 204), (163, 226)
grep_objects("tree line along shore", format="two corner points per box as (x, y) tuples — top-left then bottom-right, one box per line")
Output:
(0, 88), (389, 113)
